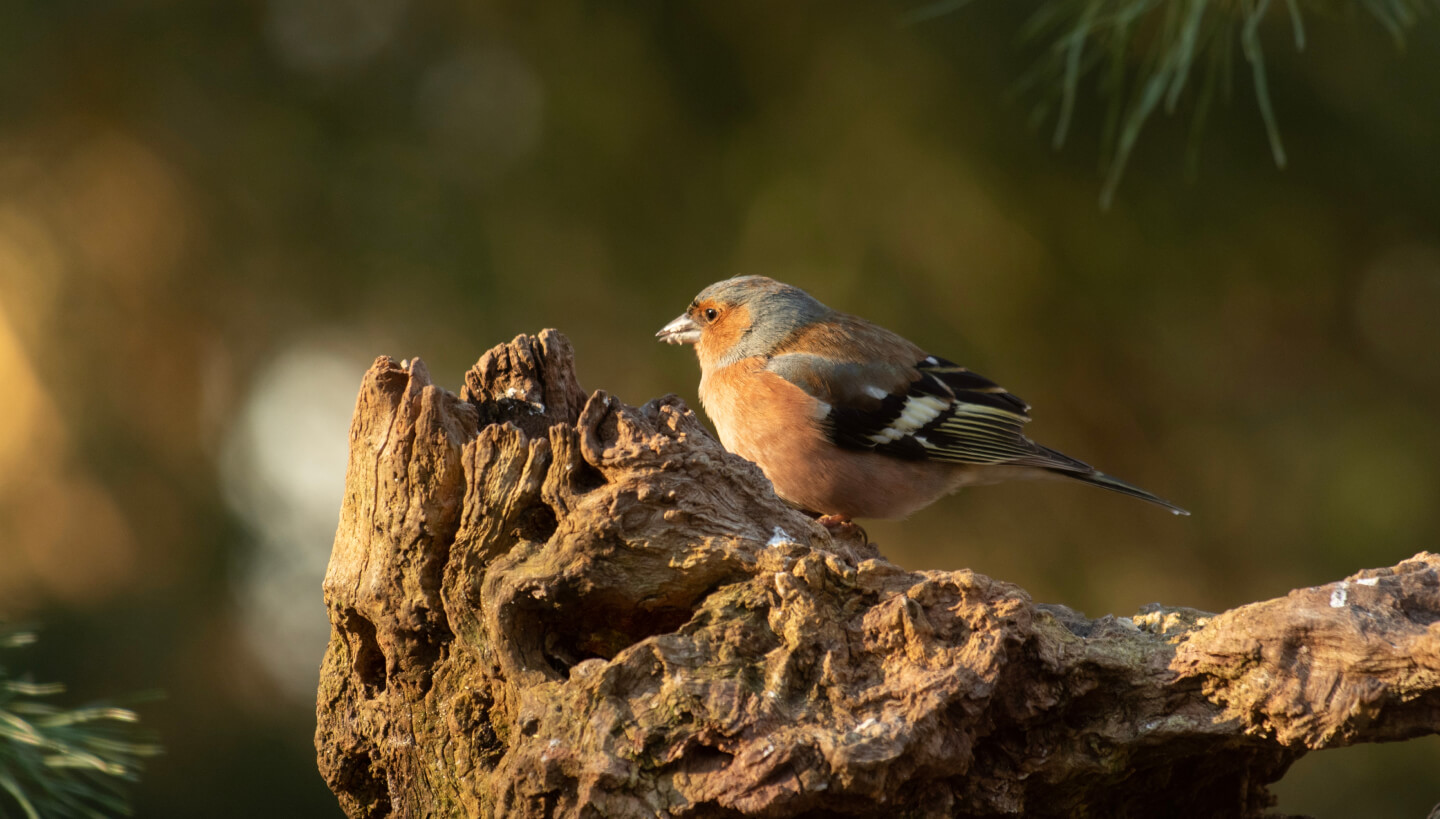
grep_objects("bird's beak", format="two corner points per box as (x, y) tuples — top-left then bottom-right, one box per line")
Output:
(655, 313), (701, 345)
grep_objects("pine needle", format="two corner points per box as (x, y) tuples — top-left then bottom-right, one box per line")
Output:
(909, 0), (1440, 205)
(0, 628), (160, 818)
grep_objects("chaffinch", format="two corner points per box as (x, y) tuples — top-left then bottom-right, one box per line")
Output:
(656, 275), (1188, 521)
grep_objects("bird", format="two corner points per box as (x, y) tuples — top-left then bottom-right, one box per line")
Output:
(655, 275), (1188, 523)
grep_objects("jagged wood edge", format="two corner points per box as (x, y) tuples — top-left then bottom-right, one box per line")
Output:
(315, 329), (1440, 819)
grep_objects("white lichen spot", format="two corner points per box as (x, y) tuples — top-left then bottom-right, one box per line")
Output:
(765, 690), (777, 699)
(496, 386), (545, 414)
(1330, 581), (1349, 608)
(856, 717), (877, 732)
(760, 742), (775, 759)
(1356, 577), (1379, 586)
(767, 526), (793, 547)
(548, 739), (561, 750)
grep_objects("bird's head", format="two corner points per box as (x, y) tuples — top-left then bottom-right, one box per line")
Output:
(656, 276), (831, 369)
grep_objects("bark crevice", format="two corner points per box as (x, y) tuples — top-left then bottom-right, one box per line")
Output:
(316, 329), (1440, 819)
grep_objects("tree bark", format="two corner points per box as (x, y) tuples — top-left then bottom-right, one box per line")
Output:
(315, 330), (1440, 819)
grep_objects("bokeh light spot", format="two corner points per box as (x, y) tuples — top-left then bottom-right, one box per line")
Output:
(265, 0), (407, 74)
(221, 337), (372, 699)
(0, 204), (66, 342)
(57, 135), (189, 286)
(15, 473), (138, 607)
(416, 45), (546, 181)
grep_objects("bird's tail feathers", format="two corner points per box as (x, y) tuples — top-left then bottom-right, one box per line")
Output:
(1033, 448), (1190, 515)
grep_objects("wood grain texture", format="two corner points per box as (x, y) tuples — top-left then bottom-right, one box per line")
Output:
(315, 329), (1440, 819)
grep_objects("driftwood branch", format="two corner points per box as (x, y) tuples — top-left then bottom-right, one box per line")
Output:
(315, 330), (1440, 818)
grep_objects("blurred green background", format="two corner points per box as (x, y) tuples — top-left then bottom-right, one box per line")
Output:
(1, 1), (1437, 816)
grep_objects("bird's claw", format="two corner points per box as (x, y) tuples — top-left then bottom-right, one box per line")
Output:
(816, 514), (868, 544)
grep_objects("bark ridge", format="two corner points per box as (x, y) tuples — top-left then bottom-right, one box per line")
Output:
(316, 330), (1440, 818)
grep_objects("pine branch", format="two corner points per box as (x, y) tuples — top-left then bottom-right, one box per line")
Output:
(906, 0), (1440, 206)
(0, 629), (160, 819)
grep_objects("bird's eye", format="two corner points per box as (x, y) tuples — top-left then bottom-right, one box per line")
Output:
(704, 308), (718, 321)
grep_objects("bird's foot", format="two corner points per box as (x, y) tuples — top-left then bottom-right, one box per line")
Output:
(815, 514), (868, 544)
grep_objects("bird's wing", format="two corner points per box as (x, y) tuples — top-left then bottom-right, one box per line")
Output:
(765, 348), (1073, 468)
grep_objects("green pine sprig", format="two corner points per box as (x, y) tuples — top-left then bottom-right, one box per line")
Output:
(905, 0), (1438, 206)
(0, 629), (160, 819)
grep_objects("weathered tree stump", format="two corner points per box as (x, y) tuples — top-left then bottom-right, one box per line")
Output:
(315, 330), (1440, 819)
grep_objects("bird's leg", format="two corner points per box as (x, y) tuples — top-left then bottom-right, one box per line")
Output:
(815, 514), (868, 544)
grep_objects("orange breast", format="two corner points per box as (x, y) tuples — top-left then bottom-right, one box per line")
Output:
(700, 359), (965, 518)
